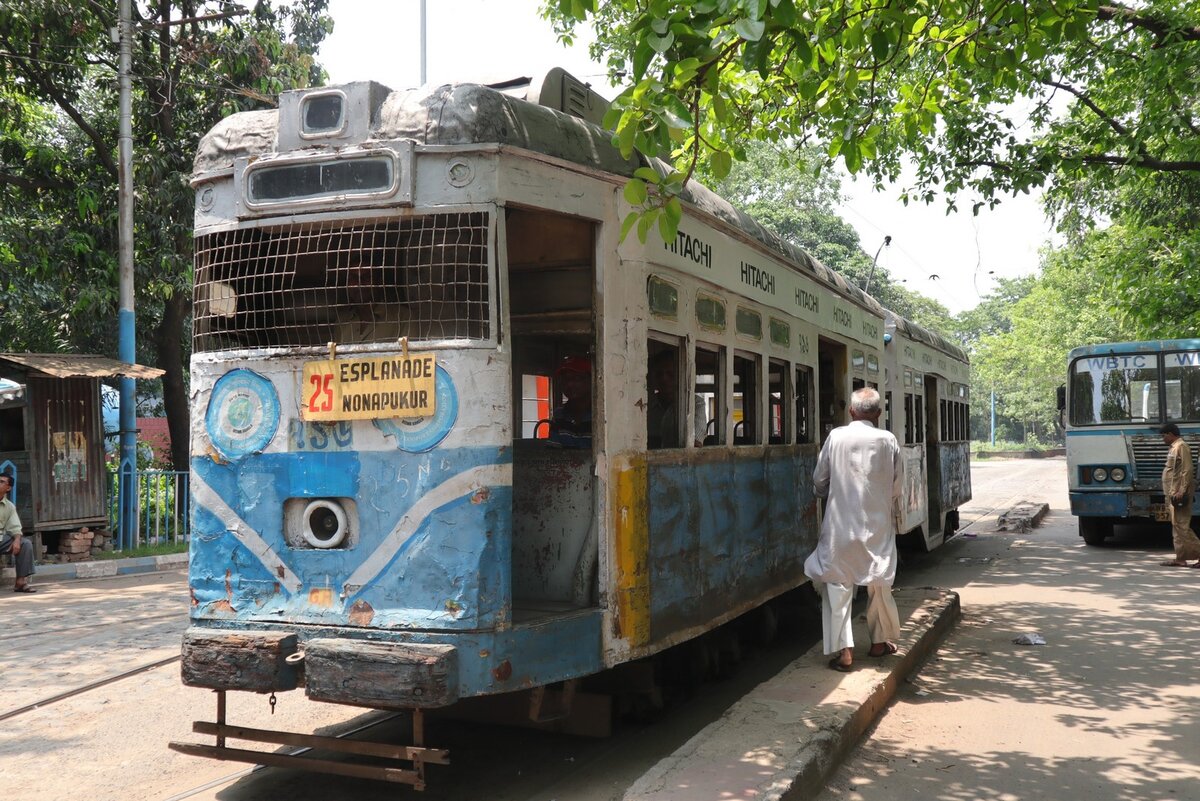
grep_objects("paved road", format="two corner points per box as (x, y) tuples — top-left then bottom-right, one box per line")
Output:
(0, 458), (1065, 801)
(818, 457), (1199, 801)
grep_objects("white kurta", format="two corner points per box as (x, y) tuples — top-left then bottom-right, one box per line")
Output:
(804, 419), (903, 587)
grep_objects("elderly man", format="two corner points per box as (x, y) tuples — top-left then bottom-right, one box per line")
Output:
(0, 473), (36, 593)
(1158, 423), (1200, 567)
(805, 387), (902, 671)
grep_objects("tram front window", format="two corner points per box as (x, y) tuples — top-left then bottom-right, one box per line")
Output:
(193, 213), (490, 351)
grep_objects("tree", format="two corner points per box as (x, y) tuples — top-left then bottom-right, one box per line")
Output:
(709, 138), (952, 329)
(0, 1), (331, 469)
(969, 240), (1135, 441)
(545, 1), (1200, 238)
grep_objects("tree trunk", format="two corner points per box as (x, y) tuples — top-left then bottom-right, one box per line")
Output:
(155, 291), (191, 472)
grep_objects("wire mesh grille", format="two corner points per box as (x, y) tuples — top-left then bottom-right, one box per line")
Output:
(194, 212), (490, 352)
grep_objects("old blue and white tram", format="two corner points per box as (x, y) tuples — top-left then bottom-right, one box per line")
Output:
(172, 70), (970, 786)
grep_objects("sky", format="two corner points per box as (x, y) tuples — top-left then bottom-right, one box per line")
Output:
(317, 0), (1056, 314)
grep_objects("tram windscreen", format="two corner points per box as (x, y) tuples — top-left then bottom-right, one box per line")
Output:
(1069, 354), (1160, 425)
(193, 213), (489, 351)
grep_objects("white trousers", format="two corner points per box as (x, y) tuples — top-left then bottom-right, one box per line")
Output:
(815, 581), (901, 654)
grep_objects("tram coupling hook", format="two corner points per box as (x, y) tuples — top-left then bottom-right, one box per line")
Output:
(285, 650), (305, 665)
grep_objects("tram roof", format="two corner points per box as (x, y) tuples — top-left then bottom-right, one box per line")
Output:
(195, 79), (887, 316)
(884, 311), (969, 364)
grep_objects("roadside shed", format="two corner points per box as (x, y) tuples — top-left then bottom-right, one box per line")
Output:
(0, 353), (164, 560)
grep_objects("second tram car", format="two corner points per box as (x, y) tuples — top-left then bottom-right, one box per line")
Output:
(171, 71), (971, 785)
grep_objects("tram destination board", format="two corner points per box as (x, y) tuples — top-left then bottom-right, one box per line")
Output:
(302, 353), (436, 421)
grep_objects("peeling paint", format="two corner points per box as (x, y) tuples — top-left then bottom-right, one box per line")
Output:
(492, 660), (512, 681)
(348, 600), (374, 625)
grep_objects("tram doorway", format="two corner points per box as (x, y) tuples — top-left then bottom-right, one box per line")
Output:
(505, 207), (600, 618)
(817, 338), (847, 444)
(924, 375), (943, 539)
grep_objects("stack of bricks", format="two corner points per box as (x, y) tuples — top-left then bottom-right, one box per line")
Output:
(58, 527), (100, 563)
(90, 529), (114, 556)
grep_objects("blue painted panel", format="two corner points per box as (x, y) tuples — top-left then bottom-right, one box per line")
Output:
(1070, 491), (1131, 517)
(646, 449), (818, 642)
(189, 446), (512, 630)
(1068, 340), (1200, 359)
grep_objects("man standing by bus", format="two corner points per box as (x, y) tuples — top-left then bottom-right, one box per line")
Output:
(805, 388), (903, 671)
(1159, 423), (1200, 567)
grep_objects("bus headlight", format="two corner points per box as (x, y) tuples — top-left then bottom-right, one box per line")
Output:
(1092, 467), (1108, 482)
(1110, 467), (1126, 482)
(303, 499), (349, 549)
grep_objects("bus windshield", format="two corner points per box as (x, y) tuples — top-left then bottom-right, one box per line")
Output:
(1070, 351), (1200, 425)
(1069, 354), (1160, 425)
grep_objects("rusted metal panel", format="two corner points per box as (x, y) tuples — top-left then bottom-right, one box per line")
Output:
(0, 352), (163, 379)
(645, 446), (818, 645)
(29, 376), (107, 529)
(939, 442), (972, 509)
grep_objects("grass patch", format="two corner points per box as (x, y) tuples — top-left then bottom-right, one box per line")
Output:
(93, 541), (188, 560)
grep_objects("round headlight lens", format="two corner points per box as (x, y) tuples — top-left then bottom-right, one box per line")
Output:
(1110, 467), (1126, 482)
(1092, 467), (1108, 482)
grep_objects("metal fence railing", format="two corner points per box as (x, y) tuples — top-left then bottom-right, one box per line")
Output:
(107, 469), (190, 550)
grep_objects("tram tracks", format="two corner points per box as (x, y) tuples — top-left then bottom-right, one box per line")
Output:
(0, 610), (185, 643)
(0, 652), (183, 723)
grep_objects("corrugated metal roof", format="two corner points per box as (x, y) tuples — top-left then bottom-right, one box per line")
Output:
(0, 353), (165, 379)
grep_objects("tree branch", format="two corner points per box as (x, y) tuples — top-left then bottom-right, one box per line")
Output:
(1041, 78), (1129, 137)
(0, 171), (72, 192)
(1096, 3), (1200, 43)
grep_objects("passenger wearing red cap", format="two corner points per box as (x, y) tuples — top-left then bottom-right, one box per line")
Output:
(550, 356), (592, 448)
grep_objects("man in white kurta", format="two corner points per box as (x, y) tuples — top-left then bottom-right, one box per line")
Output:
(804, 388), (902, 671)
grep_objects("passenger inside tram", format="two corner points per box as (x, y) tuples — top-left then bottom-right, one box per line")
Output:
(548, 355), (592, 448)
(647, 346), (707, 449)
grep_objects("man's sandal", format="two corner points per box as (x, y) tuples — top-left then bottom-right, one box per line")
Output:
(13, 585), (36, 593)
(868, 642), (899, 657)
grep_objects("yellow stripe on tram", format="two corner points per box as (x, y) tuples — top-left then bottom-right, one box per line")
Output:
(612, 455), (650, 648)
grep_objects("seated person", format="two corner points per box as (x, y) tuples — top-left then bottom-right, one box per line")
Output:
(647, 351), (707, 448)
(0, 473), (35, 593)
(549, 355), (593, 448)
(333, 263), (410, 345)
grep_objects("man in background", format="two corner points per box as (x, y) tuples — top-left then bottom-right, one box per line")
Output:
(0, 473), (36, 593)
(1159, 423), (1200, 567)
(805, 388), (902, 671)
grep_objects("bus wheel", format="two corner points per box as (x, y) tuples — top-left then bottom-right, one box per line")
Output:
(1079, 516), (1112, 546)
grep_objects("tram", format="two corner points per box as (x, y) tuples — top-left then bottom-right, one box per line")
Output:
(171, 69), (970, 786)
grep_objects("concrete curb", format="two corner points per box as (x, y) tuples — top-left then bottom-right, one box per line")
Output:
(2, 551), (187, 582)
(625, 586), (961, 801)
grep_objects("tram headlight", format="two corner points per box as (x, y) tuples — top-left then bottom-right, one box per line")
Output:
(1110, 467), (1126, 482)
(1092, 467), (1108, 482)
(302, 499), (349, 549)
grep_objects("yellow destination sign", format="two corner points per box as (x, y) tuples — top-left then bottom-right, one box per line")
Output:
(302, 354), (436, 421)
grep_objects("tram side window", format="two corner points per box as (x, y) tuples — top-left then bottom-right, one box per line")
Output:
(648, 338), (699, 449)
(940, 399), (948, 441)
(795, 365), (813, 444)
(520, 373), (552, 438)
(885, 391), (893, 435)
(733, 352), (760, 445)
(914, 395), (925, 442)
(964, 403), (971, 440)
(768, 359), (787, 445)
(904, 393), (914, 445)
(696, 345), (723, 446)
